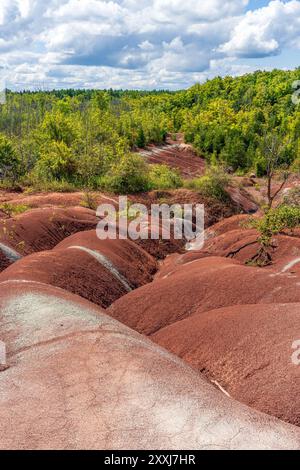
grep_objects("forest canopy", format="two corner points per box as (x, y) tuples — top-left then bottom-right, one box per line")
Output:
(0, 68), (299, 192)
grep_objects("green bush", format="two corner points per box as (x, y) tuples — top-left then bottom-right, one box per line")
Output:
(291, 158), (300, 174)
(148, 164), (182, 190)
(0, 134), (20, 183)
(41, 111), (79, 146)
(24, 179), (77, 193)
(34, 141), (77, 181)
(185, 166), (230, 201)
(255, 205), (300, 243)
(100, 153), (149, 194)
(0, 203), (30, 217)
(247, 206), (300, 266)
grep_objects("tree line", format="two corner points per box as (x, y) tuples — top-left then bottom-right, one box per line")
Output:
(0, 68), (299, 193)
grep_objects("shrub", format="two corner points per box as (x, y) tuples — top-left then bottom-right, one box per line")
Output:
(100, 153), (149, 194)
(247, 205), (300, 266)
(40, 111), (79, 146)
(136, 128), (146, 148)
(0, 135), (20, 183)
(34, 141), (77, 181)
(254, 206), (300, 242)
(80, 191), (98, 210)
(185, 166), (230, 201)
(24, 178), (77, 193)
(291, 158), (300, 174)
(148, 164), (182, 190)
(0, 203), (30, 217)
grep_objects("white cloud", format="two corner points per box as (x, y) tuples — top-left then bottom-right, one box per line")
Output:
(0, 0), (299, 90)
(219, 0), (300, 58)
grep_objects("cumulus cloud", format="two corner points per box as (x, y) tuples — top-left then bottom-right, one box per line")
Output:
(219, 0), (300, 58)
(0, 0), (299, 89)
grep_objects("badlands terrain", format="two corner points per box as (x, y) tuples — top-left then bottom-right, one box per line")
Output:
(0, 141), (300, 450)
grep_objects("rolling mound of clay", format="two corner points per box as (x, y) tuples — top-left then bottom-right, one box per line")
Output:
(0, 281), (299, 449)
(201, 228), (259, 258)
(131, 189), (237, 228)
(226, 185), (258, 213)
(139, 142), (205, 179)
(0, 238), (156, 307)
(0, 207), (98, 259)
(152, 303), (300, 427)
(204, 214), (252, 241)
(0, 191), (118, 211)
(175, 211), (300, 276)
(55, 231), (157, 287)
(108, 256), (300, 334)
(156, 214), (258, 276)
(196, 221), (300, 274)
(126, 189), (240, 259)
(0, 243), (22, 272)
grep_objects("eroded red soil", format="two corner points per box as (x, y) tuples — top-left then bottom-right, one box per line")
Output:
(139, 134), (205, 179)
(1, 171), (300, 449)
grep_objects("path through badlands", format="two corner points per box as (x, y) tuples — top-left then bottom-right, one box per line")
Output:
(0, 165), (300, 447)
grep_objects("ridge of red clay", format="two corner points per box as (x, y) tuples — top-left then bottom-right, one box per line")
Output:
(0, 207), (98, 260)
(1, 182), (300, 445)
(1, 281), (300, 449)
(152, 302), (300, 427)
(108, 255), (300, 335)
(0, 233), (157, 308)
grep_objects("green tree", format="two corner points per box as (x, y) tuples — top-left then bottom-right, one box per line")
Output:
(0, 134), (20, 183)
(34, 141), (77, 181)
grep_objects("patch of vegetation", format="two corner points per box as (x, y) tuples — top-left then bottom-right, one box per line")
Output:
(247, 205), (300, 266)
(24, 178), (78, 193)
(100, 153), (150, 194)
(80, 191), (98, 211)
(0, 202), (30, 217)
(185, 166), (230, 202)
(0, 135), (21, 184)
(0, 69), (300, 192)
(148, 164), (182, 190)
(33, 141), (77, 182)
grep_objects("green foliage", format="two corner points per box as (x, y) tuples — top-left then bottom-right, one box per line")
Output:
(247, 205), (300, 266)
(0, 134), (20, 182)
(182, 69), (300, 172)
(80, 191), (98, 210)
(185, 166), (230, 201)
(259, 206), (300, 240)
(100, 153), (149, 194)
(291, 156), (300, 173)
(136, 127), (146, 148)
(148, 164), (182, 190)
(0, 69), (300, 191)
(34, 141), (77, 181)
(23, 179), (77, 193)
(0, 202), (30, 216)
(248, 205), (300, 267)
(40, 110), (80, 146)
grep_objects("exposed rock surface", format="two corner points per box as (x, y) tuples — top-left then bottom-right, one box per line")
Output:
(0, 282), (299, 450)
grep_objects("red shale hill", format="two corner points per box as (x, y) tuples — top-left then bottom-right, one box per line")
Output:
(0, 235), (157, 308)
(0, 189), (300, 448)
(108, 256), (300, 335)
(152, 303), (300, 426)
(139, 139), (205, 179)
(0, 207), (98, 270)
(0, 281), (299, 449)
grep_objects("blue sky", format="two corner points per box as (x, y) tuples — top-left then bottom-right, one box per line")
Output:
(247, 0), (271, 9)
(0, 0), (299, 90)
